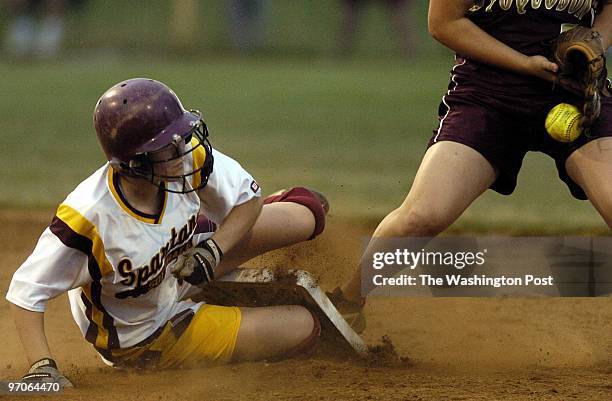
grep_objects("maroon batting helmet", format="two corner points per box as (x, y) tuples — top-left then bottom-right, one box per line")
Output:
(93, 78), (213, 193)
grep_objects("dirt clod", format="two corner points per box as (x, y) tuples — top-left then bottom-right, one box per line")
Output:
(365, 335), (411, 368)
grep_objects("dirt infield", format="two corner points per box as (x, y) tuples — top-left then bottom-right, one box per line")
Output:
(0, 209), (611, 400)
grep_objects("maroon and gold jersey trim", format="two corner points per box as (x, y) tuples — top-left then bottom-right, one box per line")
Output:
(53, 204), (113, 276)
(107, 168), (168, 224)
(81, 283), (117, 352)
(50, 204), (120, 352)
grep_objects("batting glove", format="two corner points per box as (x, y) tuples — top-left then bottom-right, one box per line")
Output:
(21, 358), (73, 388)
(170, 238), (223, 287)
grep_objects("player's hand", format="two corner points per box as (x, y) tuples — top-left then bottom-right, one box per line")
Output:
(524, 55), (559, 82)
(170, 238), (223, 287)
(21, 358), (73, 388)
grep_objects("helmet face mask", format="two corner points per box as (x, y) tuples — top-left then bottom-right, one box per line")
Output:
(94, 78), (214, 194)
(129, 118), (214, 194)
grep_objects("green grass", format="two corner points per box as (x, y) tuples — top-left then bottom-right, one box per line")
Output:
(58, 1), (436, 56)
(0, 56), (607, 234)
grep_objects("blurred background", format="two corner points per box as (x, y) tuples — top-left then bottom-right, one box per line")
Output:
(0, 0), (609, 233)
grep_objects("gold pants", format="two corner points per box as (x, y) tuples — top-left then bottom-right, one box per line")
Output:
(105, 304), (242, 369)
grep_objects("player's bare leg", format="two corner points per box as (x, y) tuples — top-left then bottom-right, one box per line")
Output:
(565, 137), (612, 228)
(192, 189), (325, 361)
(339, 141), (499, 307)
(219, 202), (314, 268)
(215, 189), (326, 277)
(233, 305), (318, 361)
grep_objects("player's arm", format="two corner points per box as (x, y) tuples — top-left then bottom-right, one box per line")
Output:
(170, 196), (263, 287)
(170, 149), (262, 286)
(428, 0), (558, 82)
(7, 221), (93, 387)
(9, 304), (73, 387)
(198, 149), (263, 255)
(10, 304), (52, 364)
(207, 194), (263, 259)
(593, 1), (612, 50)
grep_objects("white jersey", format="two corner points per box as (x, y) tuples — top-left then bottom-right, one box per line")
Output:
(6, 144), (261, 355)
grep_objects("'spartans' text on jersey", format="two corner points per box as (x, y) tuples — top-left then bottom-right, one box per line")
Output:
(115, 214), (197, 299)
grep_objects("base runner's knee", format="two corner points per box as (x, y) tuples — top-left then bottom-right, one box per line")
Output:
(264, 187), (326, 239)
(283, 309), (321, 359)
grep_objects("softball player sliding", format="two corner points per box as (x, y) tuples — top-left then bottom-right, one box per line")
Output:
(6, 78), (327, 386)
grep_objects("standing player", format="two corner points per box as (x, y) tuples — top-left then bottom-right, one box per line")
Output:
(331, 0), (612, 330)
(6, 78), (327, 386)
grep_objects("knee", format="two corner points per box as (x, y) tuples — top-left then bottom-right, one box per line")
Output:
(392, 205), (452, 237)
(284, 306), (321, 358)
(264, 187), (327, 239)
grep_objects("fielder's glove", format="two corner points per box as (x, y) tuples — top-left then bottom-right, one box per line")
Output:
(551, 26), (611, 127)
(21, 358), (73, 388)
(170, 238), (223, 287)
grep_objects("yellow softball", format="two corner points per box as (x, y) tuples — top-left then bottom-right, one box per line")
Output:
(545, 103), (583, 143)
